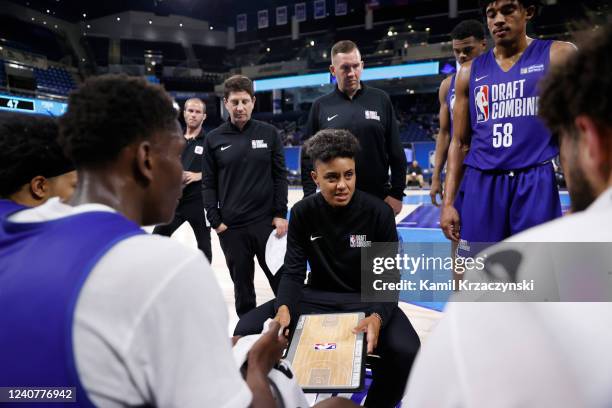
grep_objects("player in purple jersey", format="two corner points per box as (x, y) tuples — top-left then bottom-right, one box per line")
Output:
(440, 0), (576, 253)
(430, 19), (487, 282)
(430, 19), (487, 205)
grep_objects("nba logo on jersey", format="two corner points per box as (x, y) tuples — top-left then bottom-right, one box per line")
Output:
(314, 343), (337, 350)
(474, 85), (489, 123)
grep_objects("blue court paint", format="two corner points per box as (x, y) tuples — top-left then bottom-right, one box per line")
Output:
(397, 227), (447, 243)
(410, 301), (446, 312)
(559, 192), (571, 207)
(398, 206), (440, 229)
(402, 195), (433, 205)
(284, 147), (301, 172)
(397, 227), (453, 310)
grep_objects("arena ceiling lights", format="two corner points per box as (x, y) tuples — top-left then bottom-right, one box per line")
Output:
(253, 61), (440, 92)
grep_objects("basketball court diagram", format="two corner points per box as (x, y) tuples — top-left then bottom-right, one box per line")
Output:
(286, 313), (364, 392)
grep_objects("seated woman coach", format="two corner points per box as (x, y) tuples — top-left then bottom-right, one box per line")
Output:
(234, 128), (420, 408)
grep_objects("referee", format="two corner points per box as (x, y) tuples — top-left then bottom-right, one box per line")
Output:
(301, 40), (407, 215)
(235, 129), (420, 408)
(153, 98), (211, 262)
(203, 75), (288, 317)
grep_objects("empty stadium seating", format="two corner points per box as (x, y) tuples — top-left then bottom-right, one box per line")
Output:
(400, 122), (433, 143)
(34, 66), (76, 96)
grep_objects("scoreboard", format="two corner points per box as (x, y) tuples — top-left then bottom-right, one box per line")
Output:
(0, 94), (67, 116)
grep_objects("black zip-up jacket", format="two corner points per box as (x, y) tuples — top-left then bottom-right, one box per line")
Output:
(275, 190), (398, 327)
(301, 83), (407, 200)
(181, 128), (206, 202)
(202, 119), (288, 229)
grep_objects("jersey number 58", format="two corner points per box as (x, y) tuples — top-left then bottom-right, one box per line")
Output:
(493, 123), (513, 148)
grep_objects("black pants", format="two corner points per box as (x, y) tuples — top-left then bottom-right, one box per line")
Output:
(234, 289), (421, 408)
(218, 218), (279, 316)
(153, 199), (212, 262)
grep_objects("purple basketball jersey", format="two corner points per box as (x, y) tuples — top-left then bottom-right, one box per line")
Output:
(465, 39), (558, 170)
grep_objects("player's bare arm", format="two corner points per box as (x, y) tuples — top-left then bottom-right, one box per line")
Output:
(550, 40), (577, 67)
(430, 75), (453, 206)
(440, 61), (472, 241)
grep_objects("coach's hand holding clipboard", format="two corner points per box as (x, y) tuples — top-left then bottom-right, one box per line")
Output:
(274, 305), (291, 336)
(352, 313), (382, 354)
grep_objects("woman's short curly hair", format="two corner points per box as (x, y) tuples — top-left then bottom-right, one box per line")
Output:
(303, 129), (360, 164)
(59, 74), (178, 167)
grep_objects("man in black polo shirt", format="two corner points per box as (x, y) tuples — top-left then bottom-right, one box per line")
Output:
(235, 129), (420, 408)
(301, 40), (407, 215)
(153, 98), (212, 262)
(203, 75), (288, 316)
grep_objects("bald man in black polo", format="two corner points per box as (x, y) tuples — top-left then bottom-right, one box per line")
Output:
(154, 98), (212, 262)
